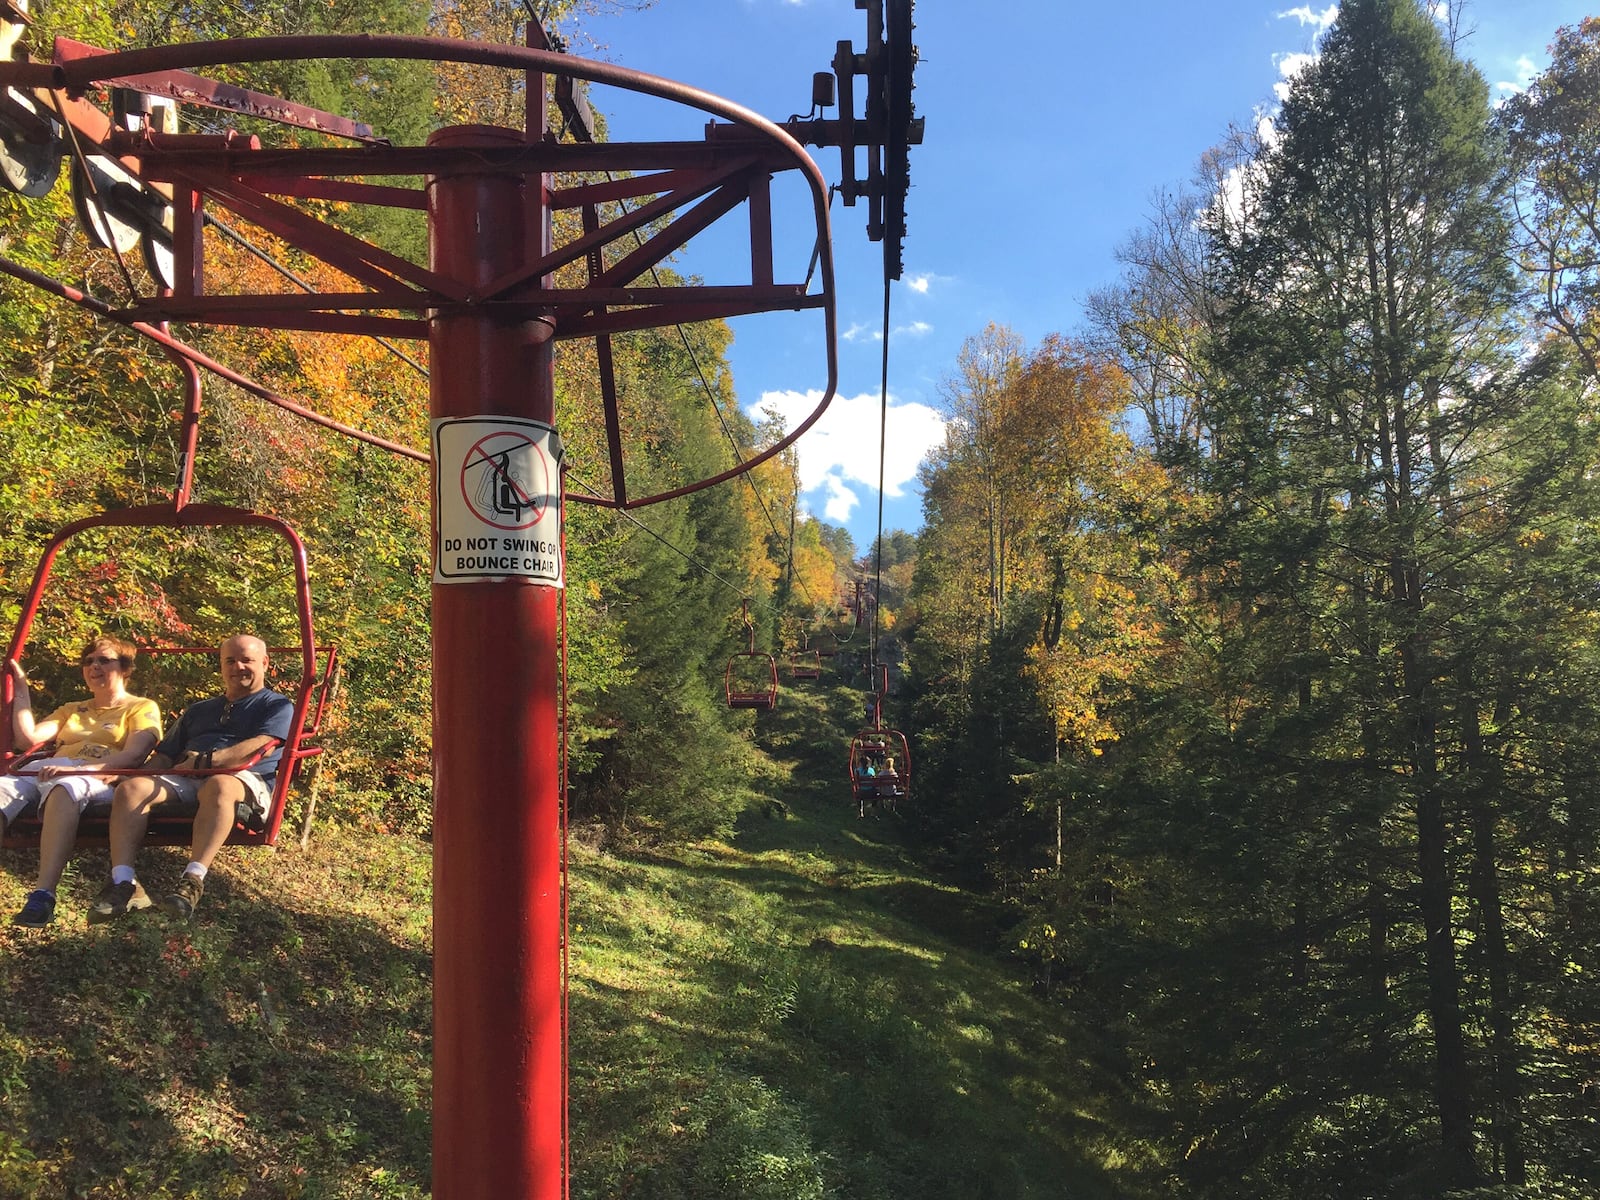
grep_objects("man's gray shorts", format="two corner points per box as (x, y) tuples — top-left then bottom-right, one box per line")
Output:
(147, 770), (274, 821)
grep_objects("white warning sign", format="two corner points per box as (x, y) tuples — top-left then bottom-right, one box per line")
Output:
(432, 416), (565, 586)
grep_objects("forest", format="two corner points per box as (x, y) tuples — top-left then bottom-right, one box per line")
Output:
(0, 0), (1598, 1196)
(903, 4), (1600, 1193)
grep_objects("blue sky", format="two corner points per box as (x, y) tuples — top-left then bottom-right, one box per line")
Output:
(564, 0), (1591, 555)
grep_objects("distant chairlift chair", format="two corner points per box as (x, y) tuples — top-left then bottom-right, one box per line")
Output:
(725, 599), (778, 712)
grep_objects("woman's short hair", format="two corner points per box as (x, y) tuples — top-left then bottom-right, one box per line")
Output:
(81, 635), (138, 675)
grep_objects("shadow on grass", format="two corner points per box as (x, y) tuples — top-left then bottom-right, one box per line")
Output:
(557, 664), (1165, 1198)
(0, 656), (1157, 1200)
(0, 834), (432, 1200)
(565, 687), (1150, 1198)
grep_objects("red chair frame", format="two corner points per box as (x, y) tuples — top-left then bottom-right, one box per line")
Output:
(724, 599), (778, 711)
(0, 502), (333, 849)
(849, 727), (910, 816)
(725, 653), (780, 711)
(788, 648), (822, 681)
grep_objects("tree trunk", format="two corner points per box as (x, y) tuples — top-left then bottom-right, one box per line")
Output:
(1408, 672), (1478, 1182)
(1465, 690), (1525, 1184)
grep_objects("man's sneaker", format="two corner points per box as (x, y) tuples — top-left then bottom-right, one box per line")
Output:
(160, 874), (205, 921)
(88, 879), (152, 925)
(11, 889), (56, 928)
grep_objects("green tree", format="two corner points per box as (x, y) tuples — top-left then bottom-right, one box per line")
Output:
(1502, 17), (1600, 376)
(1168, 0), (1586, 1188)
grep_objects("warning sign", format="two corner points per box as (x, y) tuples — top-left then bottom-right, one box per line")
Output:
(432, 416), (565, 586)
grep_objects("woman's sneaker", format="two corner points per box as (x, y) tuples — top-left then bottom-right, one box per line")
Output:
(88, 879), (153, 925)
(11, 889), (56, 928)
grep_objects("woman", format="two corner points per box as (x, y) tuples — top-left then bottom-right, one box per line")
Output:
(3, 636), (162, 928)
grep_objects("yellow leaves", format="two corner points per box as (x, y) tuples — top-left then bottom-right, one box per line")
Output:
(1026, 559), (1163, 757)
(789, 536), (840, 613)
(1017, 921), (1060, 958)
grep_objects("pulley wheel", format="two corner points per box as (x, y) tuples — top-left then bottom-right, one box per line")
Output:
(0, 88), (61, 197)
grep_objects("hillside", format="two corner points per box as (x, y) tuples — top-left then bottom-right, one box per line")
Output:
(0, 673), (1157, 1199)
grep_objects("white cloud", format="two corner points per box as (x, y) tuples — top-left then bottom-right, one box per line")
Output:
(1494, 55), (1539, 99)
(1256, 108), (1281, 150)
(849, 320), (932, 342)
(1272, 4), (1333, 102)
(898, 270), (954, 296)
(1273, 50), (1318, 102)
(1277, 4), (1337, 32)
(821, 474), (859, 522)
(756, 388), (947, 524)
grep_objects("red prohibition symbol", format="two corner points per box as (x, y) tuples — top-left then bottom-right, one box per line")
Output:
(460, 431), (554, 530)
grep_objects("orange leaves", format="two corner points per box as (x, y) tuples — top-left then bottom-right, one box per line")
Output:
(195, 217), (429, 467)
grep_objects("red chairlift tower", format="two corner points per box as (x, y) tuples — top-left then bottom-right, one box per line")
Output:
(0, 4), (919, 1197)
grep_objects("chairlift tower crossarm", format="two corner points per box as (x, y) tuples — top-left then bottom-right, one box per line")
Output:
(0, 32), (865, 510)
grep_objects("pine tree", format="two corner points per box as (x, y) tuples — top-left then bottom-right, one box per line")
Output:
(1186, 0), (1578, 1187)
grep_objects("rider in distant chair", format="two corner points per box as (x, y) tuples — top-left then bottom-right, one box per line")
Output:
(91, 634), (292, 923)
(854, 756), (878, 800)
(880, 755), (900, 791)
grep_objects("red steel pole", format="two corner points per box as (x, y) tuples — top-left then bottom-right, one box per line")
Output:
(428, 123), (563, 1200)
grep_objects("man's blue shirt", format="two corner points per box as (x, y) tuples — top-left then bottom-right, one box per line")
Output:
(156, 688), (294, 780)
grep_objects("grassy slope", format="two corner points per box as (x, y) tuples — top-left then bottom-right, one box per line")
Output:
(0, 675), (1157, 1199)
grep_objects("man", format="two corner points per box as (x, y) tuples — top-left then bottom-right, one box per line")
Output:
(91, 634), (294, 923)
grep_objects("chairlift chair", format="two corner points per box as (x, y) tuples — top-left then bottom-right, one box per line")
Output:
(725, 653), (779, 711)
(724, 598), (778, 711)
(848, 726), (910, 817)
(788, 644), (822, 681)
(0, 502), (337, 849)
